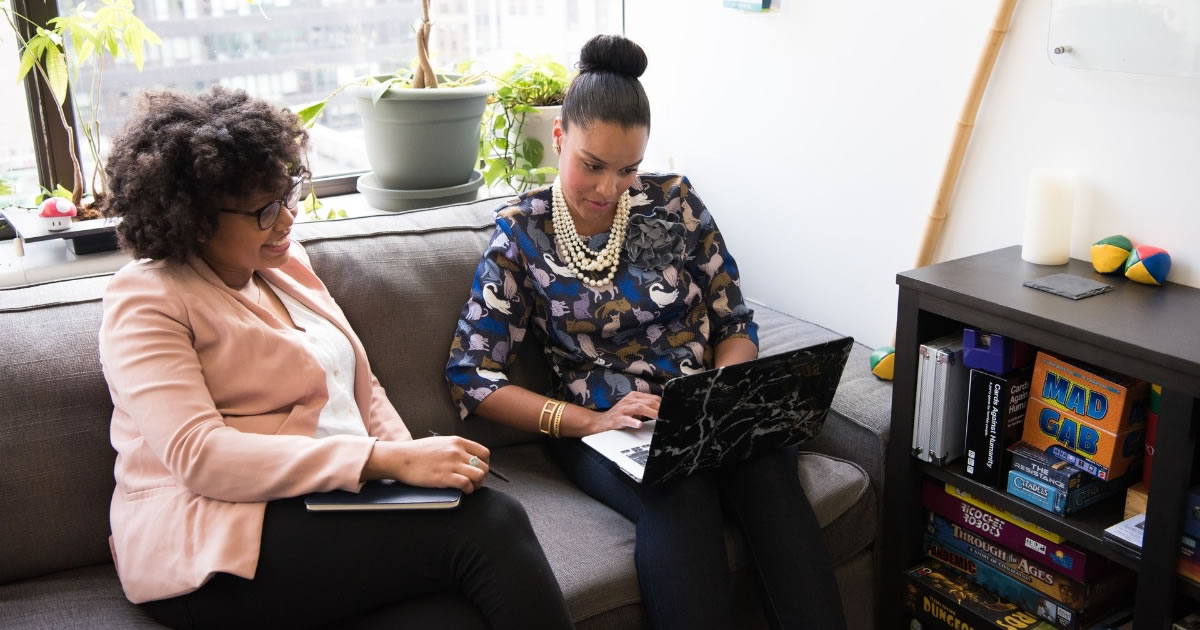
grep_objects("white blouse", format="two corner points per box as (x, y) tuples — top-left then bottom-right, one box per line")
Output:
(264, 277), (368, 439)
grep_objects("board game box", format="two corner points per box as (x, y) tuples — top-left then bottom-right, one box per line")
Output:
(1021, 395), (1144, 481)
(904, 561), (1056, 630)
(1029, 352), (1148, 435)
(922, 479), (1106, 582)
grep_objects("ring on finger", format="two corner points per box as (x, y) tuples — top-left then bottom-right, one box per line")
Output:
(468, 455), (481, 468)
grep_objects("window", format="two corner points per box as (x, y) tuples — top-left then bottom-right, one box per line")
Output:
(0, 25), (39, 206)
(33, 0), (621, 194)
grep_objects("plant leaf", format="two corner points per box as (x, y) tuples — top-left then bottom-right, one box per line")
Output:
(482, 158), (507, 188)
(17, 46), (38, 81)
(302, 190), (322, 213)
(51, 184), (73, 200)
(124, 25), (145, 70)
(44, 48), (69, 105)
(370, 78), (394, 104)
(295, 100), (327, 128)
(523, 139), (544, 168)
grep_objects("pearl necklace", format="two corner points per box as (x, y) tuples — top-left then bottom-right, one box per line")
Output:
(550, 179), (630, 287)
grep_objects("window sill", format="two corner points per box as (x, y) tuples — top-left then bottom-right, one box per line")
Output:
(0, 185), (514, 288)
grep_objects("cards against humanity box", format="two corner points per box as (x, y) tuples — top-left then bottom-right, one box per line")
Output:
(965, 368), (1032, 488)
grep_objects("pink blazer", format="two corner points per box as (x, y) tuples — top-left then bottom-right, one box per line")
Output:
(99, 242), (411, 604)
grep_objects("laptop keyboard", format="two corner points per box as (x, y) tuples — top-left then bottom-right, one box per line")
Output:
(621, 444), (651, 467)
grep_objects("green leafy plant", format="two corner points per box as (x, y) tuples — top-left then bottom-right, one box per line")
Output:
(4, 0), (160, 208)
(478, 55), (569, 192)
(301, 189), (347, 222)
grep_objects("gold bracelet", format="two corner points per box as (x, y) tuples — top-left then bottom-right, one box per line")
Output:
(538, 399), (558, 435)
(551, 401), (567, 438)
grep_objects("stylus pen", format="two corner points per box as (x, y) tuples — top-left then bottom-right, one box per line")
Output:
(428, 431), (511, 482)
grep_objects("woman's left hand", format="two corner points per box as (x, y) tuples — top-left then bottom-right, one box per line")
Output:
(363, 437), (491, 493)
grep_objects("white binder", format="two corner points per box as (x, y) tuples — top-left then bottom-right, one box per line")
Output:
(911, 333), (968, 466)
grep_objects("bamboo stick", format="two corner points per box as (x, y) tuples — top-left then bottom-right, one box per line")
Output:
(913, 0), (1019, 269)
(413, 0), (438, 88)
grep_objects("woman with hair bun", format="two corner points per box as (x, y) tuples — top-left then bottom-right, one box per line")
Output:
(448, 34), (846, 629)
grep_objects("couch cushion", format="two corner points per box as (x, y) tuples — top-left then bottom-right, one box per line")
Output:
(751, 303), (891, 497)
(490, 443), (874, 626)
(291, 197), (553, 449)
(0, 564), (161, 629)
(0, 278), (116, 585)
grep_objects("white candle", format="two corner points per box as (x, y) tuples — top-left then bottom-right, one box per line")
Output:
(1021, 170), (1076, 265)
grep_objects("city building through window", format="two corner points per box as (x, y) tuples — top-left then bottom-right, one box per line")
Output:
(61, 0), (623, 185)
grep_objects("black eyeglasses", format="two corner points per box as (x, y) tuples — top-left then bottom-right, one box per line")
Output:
(219, 179), (305, 230)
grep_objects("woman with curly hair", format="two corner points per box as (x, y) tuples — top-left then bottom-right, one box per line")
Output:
(99, 86), (573, 630)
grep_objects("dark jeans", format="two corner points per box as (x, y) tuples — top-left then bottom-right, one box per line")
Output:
(550, 439), (846, 630)
(140, 488), (573, 630)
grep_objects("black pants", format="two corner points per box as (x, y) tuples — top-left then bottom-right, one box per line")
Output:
(550, 440), (847, 630)
(140, 488), (574, 630)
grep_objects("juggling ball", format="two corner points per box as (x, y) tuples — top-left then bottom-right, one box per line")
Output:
(1090, 235), (1132, 274)
(870, 346), (895, 381)
(1124, 246), (1171, 286)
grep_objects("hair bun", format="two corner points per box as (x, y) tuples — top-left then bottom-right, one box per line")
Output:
(577, 34), (648, 79)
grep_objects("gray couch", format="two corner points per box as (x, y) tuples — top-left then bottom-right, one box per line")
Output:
(0, 196), (892, 629)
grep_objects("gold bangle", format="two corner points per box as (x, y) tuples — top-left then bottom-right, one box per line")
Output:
(538, 399), (557, 435)
(552, 401), (567, 438)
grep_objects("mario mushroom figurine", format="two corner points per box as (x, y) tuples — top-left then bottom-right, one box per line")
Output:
(39, 197), (77, 231)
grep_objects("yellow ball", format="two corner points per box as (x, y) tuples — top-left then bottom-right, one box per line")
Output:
(870, 346), (895, 381)
(1090, 235), (1132, 274)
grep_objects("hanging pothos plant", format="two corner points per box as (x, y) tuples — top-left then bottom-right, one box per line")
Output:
(478, 55), (570, 192)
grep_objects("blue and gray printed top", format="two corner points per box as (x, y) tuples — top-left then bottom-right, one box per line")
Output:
(446, 173), (758, 417)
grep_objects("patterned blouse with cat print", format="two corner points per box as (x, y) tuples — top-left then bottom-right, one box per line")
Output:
(446, 173), (758, 416)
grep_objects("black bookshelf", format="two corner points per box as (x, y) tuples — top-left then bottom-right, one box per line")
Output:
(879, 246), (1200, 630)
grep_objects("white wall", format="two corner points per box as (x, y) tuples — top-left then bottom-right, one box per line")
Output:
(626, 1), (1200, 350)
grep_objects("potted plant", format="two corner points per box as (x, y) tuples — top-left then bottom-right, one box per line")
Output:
(478, 54), (570, 193)
(7, 0), (159, 211)
(298, 0), (494, 199)
(2, 0), (159, 251)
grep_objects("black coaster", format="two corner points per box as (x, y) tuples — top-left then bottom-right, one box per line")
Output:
(1023, 273), (1113, 300)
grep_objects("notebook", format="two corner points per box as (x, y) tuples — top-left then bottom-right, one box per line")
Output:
(304, 479), (462, 511)
(582, 337), (853, 486)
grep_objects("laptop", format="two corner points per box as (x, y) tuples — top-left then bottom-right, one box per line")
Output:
(581, 336), (854, 486)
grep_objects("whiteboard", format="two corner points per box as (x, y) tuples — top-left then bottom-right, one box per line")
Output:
(1048, 0), (1200, 79)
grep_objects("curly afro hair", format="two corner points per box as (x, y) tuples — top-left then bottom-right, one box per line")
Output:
(102, 86), (310, 262)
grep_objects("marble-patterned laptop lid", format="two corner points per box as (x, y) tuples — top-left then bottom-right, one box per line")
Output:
(641, 336), (854, 486)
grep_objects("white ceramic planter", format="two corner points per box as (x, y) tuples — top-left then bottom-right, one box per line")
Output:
(514, 105), (561, 171)
(350, 80), (495, 191)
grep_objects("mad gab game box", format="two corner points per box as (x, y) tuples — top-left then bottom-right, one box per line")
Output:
(1020, 352), (1148, 481)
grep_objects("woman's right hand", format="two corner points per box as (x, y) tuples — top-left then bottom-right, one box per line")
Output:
(579, 392), (661, 436)
(363, 436), (490, 493)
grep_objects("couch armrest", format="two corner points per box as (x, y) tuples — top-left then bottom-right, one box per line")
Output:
(750, 302), (893, 500)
